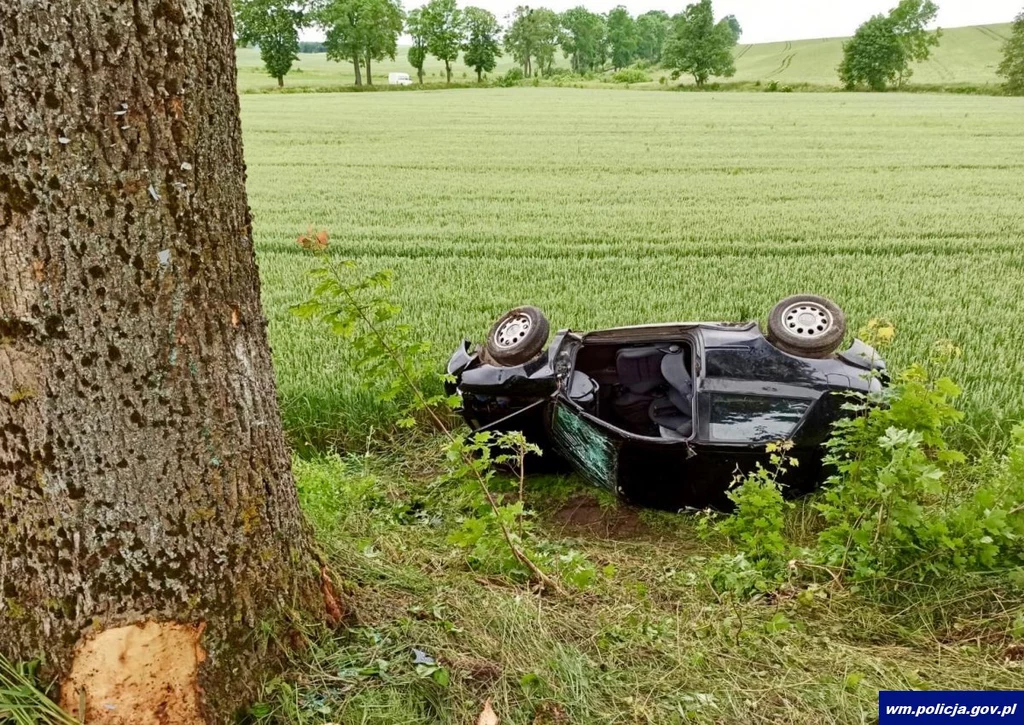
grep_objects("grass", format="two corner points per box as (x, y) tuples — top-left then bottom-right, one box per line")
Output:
(236, 23), (1014, 92)
(250, 453), (1024, 724)
(241, 86), (1024, 723)
(243, 89), (1024, 450)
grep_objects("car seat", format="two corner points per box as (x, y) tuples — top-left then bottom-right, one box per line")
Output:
(613, 345), (693, 438)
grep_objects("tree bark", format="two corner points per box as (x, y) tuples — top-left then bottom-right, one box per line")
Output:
(444, 59), (452, 83)
(278, 74), (284, 87)
(352, 55), (362, 85)
(0, 1), (326, 721)
(365, 54), (373, 85)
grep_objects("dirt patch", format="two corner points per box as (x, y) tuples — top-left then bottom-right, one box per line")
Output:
(61, 620), (205, 724)
(548, 495), (646, 538)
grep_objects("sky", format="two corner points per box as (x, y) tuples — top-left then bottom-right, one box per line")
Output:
(301, 0), (1020, 44)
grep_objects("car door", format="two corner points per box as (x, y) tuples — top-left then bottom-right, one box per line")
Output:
(694, 333), (828, 447)
(546, 333), (703, 509)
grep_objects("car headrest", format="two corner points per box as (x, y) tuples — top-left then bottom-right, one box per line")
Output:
(660, 350), (692, 397)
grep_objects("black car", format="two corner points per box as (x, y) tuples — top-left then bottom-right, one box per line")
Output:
(446, 295), (886, 511)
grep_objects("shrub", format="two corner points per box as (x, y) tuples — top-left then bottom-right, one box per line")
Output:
(497, 67), (524, 87)
(814, 362), (1024, 584)
(705, 331), (1024, 597)
(701, 443), (796, 598)
(611, 68), (651, 84)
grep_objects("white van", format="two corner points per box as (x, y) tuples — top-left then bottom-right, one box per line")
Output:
(388, 72), (413, 86)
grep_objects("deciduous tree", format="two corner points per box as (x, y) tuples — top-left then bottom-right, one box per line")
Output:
(407, 7), (430, 84)
(838, 0), (940, 90)
(463, 7), (502, 81)
(362, 0), (405, 85)
(505, 5), (536, 76)
(530, 7), (561, 77)
(606, 6), (637, 71)
(424, 0), (464, 82)
(635, 10), (670, 63)
(997, 9), (1024, 95)
(662, 0), (738, 87)
(0, 0), (329, 720)
(234, 0), (305, 87)
(320, 0), (372, 85)
(723, 13), (742, 44)
(559, 6), (607, 72)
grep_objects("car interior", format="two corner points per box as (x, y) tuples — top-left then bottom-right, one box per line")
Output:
(569, 341), (695, 440)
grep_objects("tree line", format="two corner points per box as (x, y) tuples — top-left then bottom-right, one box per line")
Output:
(234, 0), (741, 86)
(236, 0), (1024, 94)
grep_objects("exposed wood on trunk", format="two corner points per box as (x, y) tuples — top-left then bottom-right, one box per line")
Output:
(0, 0), (324, 720)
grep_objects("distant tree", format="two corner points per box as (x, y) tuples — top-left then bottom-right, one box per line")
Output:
(723, 14), (742, 44)
(234, 0), (304, 87)
(889, 0), (941, 85)
(838, 0), (940, 90)
(319, 0), (370, 85)
(298, 40), (328, 53)
(463, 7), (502, 81)
(606, 6), (637, 70)
(997, 9), (1024, 95)
(505, 6), (537, 76)
(423, 0), (464, 82)
(530, 7), (561, 76)
(838, 15), (900, 90)
(559, 6), (607, 72)
(662, 0), (737, 87)
(635, 10), (670, 63)
(407, 7), (429, 84)
(362, 0), (404, 84)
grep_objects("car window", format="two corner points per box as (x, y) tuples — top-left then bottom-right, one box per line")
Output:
(709, 394), (809, 443)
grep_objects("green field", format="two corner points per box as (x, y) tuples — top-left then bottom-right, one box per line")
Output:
(236, 22), (1013, 92)
(243, 89), (1024, 448)
(731, 23), (1012, 86)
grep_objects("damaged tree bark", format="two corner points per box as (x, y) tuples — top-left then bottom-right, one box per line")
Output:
(0, 1), (327, 721)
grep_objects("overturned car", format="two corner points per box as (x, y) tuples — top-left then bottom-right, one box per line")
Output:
(446, 295), (886, 511)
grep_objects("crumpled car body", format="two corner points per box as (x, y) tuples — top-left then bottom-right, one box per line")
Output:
(446, 321), (885, 511)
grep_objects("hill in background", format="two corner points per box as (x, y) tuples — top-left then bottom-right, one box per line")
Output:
(236, 22), (1013, 92)
(731, 23), (1011, 86)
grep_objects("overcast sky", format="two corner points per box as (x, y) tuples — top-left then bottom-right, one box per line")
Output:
(302, 0), (1020, 44)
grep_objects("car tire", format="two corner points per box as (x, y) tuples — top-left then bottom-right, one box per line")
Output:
(485, 306), (550, 366)
(767, 294), (846, 359)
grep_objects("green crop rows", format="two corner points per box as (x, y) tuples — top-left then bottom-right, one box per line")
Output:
(241, 89), (1024, 447)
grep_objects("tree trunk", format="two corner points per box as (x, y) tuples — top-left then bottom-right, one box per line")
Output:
(365, 54), (373, 85)
(352, 55), (362, 85)
(278, 74), (284, 87)
(418, 66), (424, 84)
(477, 68), (482, 82)
(445, 59), (452, 83)
(0, 1), (327, 722)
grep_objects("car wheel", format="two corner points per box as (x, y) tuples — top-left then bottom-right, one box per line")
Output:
(485, 306), (550, 366)
(767, 294), (846, 358)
